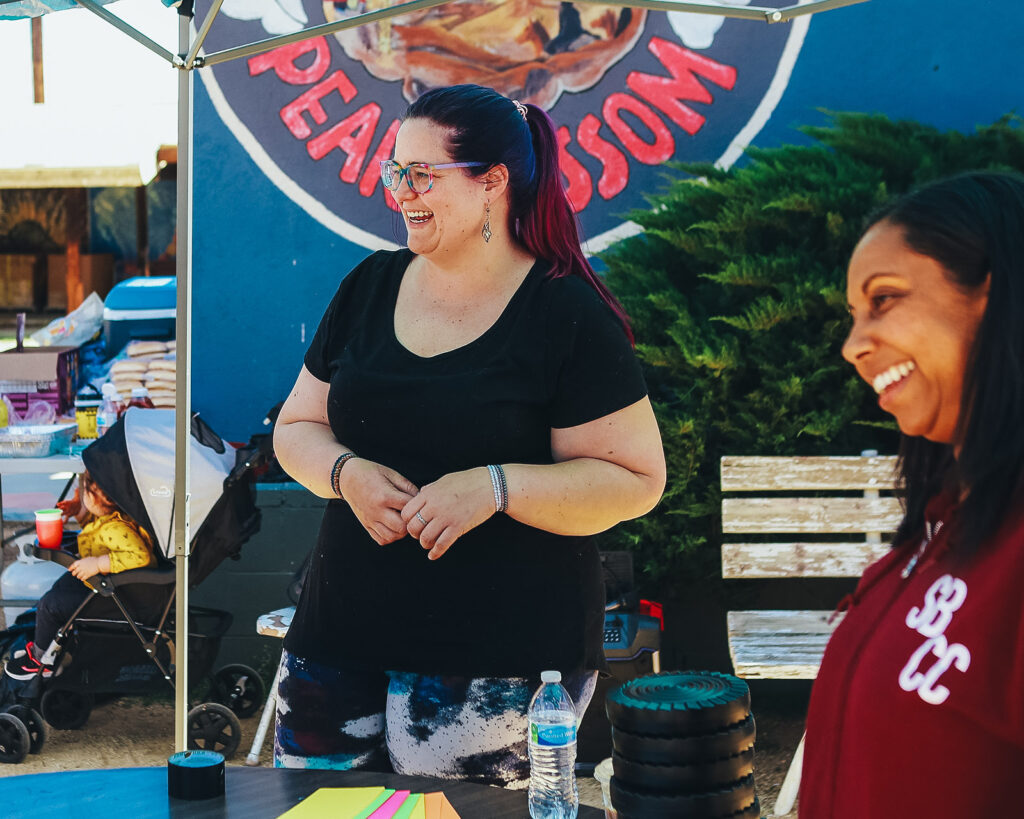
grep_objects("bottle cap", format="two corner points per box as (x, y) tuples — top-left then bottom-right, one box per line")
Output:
(541, 670), (561, 683)
(131, 387), (150, 398)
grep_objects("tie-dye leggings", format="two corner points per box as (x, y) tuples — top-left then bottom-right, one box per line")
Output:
(274, 649), (598, 788)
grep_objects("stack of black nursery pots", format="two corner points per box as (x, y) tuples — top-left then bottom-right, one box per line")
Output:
(605, 671), (759, 818)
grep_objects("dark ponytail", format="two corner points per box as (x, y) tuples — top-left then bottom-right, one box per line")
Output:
(518, 104), (633, 343)
(405, 85), (633, 343)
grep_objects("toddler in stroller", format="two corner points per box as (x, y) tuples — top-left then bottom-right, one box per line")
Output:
(4, 470), (158, 681)
(0, 407), (266, 763)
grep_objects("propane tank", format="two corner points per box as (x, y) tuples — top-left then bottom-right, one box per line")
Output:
(1, 536), (67, 625)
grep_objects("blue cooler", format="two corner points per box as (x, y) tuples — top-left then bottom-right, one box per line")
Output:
(103, 276), (176, 356)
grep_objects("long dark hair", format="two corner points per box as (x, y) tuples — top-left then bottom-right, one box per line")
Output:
(404, 84), (633, 342)
(865, 171), (1024, 556)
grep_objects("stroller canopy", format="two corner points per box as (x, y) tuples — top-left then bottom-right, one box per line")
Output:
(83, 408), (236, 560)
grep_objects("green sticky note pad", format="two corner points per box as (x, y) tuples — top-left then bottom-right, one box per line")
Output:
(392, 794), (423, 819)
(354, 789), (396, 819)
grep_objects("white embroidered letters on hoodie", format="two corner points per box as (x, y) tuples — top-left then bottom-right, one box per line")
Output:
(899, 574), (971, 705)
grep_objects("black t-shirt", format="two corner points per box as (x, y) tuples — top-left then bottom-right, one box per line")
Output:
(284, 249), (648, 676)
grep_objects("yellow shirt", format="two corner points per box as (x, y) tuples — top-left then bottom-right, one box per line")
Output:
(76, 511), (155, 574)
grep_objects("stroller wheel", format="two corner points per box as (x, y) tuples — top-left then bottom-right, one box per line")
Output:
(5, 705), (46, 754)
(188, 703), (242, 760)
(212, 664), (266, 718)
(0, 713), (30, 763)
(40, 689), (93, 730)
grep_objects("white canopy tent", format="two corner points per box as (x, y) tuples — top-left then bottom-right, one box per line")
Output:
(0, 0), (868, 755)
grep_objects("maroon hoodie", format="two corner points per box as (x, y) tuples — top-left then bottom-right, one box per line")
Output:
(801, 492), (1024, 818)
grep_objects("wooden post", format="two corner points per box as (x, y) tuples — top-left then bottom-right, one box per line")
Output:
(64, 189), (87, 312)
(136, 186), (150, 276)
(31, 18), (44, 104)
(65, 242), (82, 312)
(861, 449), (882, 545)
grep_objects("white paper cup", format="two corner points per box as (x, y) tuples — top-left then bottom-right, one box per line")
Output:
(594, 757), (617, 819)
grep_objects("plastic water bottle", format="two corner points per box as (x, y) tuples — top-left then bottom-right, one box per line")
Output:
(528, 670), (579, 819)
(96, 383), (120, 437)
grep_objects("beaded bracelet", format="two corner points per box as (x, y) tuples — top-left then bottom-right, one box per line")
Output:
(330, 452), (357, 499)
(487, 464), (509, 513)
(486, 465), (501, 511)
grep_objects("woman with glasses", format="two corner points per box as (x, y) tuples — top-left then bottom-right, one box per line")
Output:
(273, 84), (665, 786)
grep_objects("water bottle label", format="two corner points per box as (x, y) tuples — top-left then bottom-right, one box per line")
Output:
(531, 721), (576, 747)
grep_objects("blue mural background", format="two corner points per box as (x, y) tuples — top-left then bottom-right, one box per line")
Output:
(192, 0), (1022, 441)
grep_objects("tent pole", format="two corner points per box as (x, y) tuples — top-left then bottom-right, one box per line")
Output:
(183, 0), (224, 71)
(74, 0), (177, 64)
(173, 2), (194, 755)
(570, 0), (771, 19)
(197, 0), (455, 67)
(775, 0), (869, 22)
(571, 0), (868, 21)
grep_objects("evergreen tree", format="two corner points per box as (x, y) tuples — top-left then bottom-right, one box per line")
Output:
(601, 113), (1024, 589)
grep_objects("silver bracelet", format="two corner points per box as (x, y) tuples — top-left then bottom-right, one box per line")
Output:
(487, 464), (508, 513)
(496, 464), (508, 512)
(487, 465), (502, 511)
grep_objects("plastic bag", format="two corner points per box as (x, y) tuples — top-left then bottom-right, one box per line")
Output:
(20, 400), (56, 425)
(30, 292), (105, 348)
(0, 396), (55, 426)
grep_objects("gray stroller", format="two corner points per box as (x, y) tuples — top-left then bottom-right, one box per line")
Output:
(0, 408), (266, 763)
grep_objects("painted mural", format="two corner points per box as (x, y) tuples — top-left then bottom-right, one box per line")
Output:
(0, 189), (66, 253)
(191, 0), (1024, 440)
(89, 181), (177, 268)
(200, 0), (804, 250)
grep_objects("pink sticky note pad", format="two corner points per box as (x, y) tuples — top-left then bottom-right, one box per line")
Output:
(367, 790), (411, 819)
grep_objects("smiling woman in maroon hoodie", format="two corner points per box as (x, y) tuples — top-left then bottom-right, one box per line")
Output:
(801, 171), (1024, 818)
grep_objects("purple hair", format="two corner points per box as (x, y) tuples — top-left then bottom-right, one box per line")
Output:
(405, 84), (634, 343)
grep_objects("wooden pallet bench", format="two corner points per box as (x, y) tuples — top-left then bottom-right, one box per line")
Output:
(721, 453), (901, 680)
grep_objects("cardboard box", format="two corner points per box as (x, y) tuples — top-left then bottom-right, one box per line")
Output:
(0, 346), (79, 414)
(0, 255), (38, 309)
(47, 254), (114, 311)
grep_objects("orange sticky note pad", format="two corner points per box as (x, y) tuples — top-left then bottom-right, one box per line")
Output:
(421, 792), (460, 819)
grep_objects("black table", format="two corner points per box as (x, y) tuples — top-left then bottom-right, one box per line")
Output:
(0, 765), (604, 818)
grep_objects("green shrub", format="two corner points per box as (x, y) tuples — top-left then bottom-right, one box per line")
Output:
(600, 113), (1024, 590)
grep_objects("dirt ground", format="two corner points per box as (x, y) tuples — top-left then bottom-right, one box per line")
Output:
(0, 697), (268, 774)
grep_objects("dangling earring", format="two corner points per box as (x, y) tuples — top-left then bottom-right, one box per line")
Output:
(482, 202), (492, 243)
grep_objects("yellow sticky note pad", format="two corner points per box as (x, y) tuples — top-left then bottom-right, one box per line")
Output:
(277, 786), (388, 818)
(391, 793), (423, 819)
